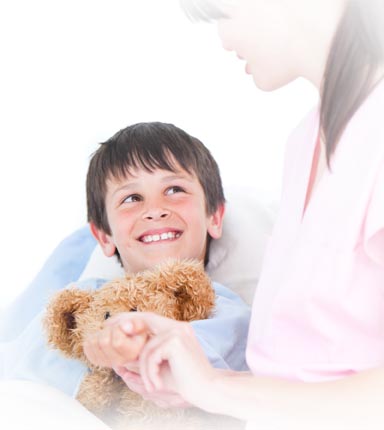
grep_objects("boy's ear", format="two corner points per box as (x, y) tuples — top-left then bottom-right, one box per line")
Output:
(207, 204), (225, 239)
(89, 222), (116, 257)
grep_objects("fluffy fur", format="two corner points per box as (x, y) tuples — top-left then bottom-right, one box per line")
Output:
(44, 259), (241, 429)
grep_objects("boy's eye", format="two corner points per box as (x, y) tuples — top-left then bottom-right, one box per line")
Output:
(123, 194), (142, 204)
(165, 186), (185, 195)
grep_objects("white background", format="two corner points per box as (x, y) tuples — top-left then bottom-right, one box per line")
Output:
(0, 0), (318, 308)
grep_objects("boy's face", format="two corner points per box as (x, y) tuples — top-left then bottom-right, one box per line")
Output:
(91, 164), (224, 274)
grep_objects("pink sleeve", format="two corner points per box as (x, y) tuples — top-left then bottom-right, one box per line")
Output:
(364, 163), (384, 266)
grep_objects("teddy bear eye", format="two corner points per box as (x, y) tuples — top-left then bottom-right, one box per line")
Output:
(130, 308), (137, 312)
(104, 311), (111, 320)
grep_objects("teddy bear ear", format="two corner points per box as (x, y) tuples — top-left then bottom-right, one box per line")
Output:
(148, 259), (216, 322)
(43, 288), (92, 359)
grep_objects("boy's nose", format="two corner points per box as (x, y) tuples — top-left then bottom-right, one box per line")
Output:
(142, 207), (171, 221)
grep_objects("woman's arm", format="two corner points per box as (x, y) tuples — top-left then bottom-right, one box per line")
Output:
(209, 367), (384, 430)
(128, 312), (384, 429)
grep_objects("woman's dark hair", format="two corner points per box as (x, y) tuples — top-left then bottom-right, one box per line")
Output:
(319, 0), (384, 165)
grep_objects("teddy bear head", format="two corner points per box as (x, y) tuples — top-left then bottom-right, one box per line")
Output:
(43, 259), (215, 366)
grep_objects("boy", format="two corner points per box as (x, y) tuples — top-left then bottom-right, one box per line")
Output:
(1, 122), (250, 403)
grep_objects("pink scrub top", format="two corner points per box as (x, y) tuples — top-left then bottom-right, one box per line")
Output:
(246, 80), (384, 382)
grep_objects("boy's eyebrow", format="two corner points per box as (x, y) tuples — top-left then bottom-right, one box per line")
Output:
(112, 183), (138, 195)
(111, 173), (194, 196)
(161, 173), (194, 183)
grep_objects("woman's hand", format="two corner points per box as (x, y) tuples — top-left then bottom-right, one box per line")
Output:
(115, 312), (219, 410)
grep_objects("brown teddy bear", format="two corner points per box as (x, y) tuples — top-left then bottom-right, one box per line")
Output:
(43, 259), (242, 430)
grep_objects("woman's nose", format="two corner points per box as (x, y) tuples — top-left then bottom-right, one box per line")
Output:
(217, 19), (234, 52)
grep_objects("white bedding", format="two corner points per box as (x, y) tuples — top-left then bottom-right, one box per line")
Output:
(0, 380), (110, 429)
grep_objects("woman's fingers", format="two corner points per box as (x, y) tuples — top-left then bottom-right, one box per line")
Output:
(139, 332), (172, 392)
(138, 321), (216, 409)
(139, 323), (193, 393)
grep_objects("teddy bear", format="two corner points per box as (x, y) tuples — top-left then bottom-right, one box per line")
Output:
(43, 259), (242, 430)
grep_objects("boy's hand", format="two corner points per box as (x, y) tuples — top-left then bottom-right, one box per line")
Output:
(114, 365), (190, 409)
(83, 313), (148, 368)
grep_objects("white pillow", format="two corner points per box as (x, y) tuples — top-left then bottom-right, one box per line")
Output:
(79, 186), (277, 305)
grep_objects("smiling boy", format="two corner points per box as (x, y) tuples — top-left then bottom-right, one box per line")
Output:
(86, 122), (225, 274)
(1, 122), (250, 402)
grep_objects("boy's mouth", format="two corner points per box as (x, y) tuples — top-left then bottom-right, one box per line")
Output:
(138, 230), (182, 244)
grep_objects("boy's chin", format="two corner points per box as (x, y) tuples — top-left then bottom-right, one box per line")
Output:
(127, 253), (202, 273)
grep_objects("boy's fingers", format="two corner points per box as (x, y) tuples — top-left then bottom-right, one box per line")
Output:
(122, 360), (140, 374)
(120, 317), (149, 336)
(125, 370), (143, 383)
(120, 312), (179, 336)
(113, 365), (127, 376)
(117, 368), (142, 383)
(84, 332), (111, 367)
(110, 327), (147, 364)
(107, 326), (133, 364)
(104, 312), (176, 335)
(85, 326), (125, 367)
(104, 312), (149, 335)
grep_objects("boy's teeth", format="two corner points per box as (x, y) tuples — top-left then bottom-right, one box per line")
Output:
(142, 231), (180, 243)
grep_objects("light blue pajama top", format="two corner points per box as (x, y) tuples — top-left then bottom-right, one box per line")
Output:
(0, 227), (250, 397)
